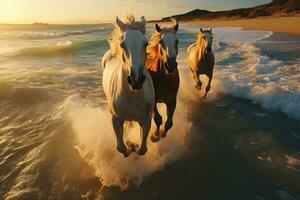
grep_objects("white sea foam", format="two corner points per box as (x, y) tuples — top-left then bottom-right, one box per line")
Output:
(213, 27), (273, 43)
(179, 26), (273, 43)
(64, 87), (193, 190)
(0, 28), (102, 40)
(56, 41), (73, 47)
(210, 42), (300, 119)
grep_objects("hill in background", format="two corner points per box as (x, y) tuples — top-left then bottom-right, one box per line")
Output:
(160, 0), (300, 21)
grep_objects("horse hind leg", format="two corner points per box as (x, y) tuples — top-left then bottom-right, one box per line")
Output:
(112, 115), (132, 157)
(161, 99), (176, 138)
(193, 71), (202, 90)
(151, 104), (162, 143)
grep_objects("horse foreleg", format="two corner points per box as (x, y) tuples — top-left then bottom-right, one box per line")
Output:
(137, 117), (151, 155)
(112, 115), (130, 157)
(162, 99), (176, 138)
(204, 74), (213, 99)
(193, 71), (202, 90)
(151, 103), (162, 143)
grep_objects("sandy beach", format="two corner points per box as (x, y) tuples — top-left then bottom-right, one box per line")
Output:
(193, 17), (300, 36)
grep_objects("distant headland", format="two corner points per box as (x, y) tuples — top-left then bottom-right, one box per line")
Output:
(155, 0), (300, 22)
(149, 0), (300, 36)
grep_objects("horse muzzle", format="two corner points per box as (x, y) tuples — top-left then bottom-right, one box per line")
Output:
(165, 60), (178, 74)
(127, 75), (146, 90)
(207, 46), (212, 52)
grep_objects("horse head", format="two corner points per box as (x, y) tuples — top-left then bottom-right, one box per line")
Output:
(115, 16), (148, 90)
(199, 28), (213, 53)
(155, 18), (179, 74)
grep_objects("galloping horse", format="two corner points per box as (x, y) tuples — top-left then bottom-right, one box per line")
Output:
(187, 28), (215, 98)
(102, 14), (155, 157)
(146, 19), (180, 142)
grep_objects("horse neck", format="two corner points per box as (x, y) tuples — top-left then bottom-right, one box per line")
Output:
(114, 59), (131, 92)
(157, 45), (165, 71)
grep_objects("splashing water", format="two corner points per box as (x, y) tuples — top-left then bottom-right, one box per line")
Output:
(65, 82), (193, 190)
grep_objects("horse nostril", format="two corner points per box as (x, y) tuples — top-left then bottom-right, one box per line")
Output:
(140, 75), (146, 84)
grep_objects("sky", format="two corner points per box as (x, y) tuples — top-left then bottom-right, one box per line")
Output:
(0, 0), (271, 24)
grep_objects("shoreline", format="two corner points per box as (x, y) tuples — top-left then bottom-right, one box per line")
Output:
(187, 17), (300, 36)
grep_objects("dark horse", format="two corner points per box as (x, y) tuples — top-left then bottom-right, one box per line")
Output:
(146, 19), (180, 142)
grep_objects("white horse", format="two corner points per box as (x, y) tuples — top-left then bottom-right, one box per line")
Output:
(102, 14), (155, 157)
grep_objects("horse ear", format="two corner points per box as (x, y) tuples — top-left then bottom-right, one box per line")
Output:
(141, 16), (146, 25)
(115, 16), (126, 32)
(171, 18), (178, 32)
(155, 23), (161, 33)
(141, 16), (146, 32)
(200, 28), (203, 32)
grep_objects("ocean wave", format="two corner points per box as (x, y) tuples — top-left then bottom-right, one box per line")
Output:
(0, 28), (103, 40)
(213, 27), (273, 44)
(1, 39), (107, 59)
(215, 77), (300, 119)
(212, 42), (300, 120)
(56, 41), (73, 47)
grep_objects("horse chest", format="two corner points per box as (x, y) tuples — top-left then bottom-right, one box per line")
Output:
(150, 71), (179, 103)
(113, 92), (151, 120)
(198, 54), (214, 75)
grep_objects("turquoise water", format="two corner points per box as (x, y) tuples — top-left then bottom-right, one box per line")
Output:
(0, 24), (299, 200)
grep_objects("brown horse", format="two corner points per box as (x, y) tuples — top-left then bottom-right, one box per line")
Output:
(187, 28), (215, 98)
(146, 19), (180, 142)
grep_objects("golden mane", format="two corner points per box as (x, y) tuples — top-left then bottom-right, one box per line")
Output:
(146, 26), (176, 72)
(146, 31), (162, 72)
(109, 13), (146, 57)
(147, 31), (161, 58)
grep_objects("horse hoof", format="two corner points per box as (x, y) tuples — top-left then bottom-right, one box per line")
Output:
(117, 144), (135, 158)
(161, 131), (167, 138)
(123, 147), (135, 158)
(137, 147), (148, 156)
(151, 135), (160, 143)
(117, 146), (129, 157)
(195, 84), (201, 90)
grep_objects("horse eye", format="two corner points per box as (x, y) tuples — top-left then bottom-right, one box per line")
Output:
(120, 41), (124, 48)
(145, 42), (148, 47)
(160, 40), (166, 48)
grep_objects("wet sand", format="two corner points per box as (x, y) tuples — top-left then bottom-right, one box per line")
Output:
(193, 17), (300, 36)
